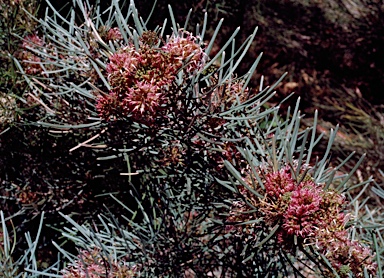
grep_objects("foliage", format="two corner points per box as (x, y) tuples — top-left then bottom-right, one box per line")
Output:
(0, 211), (51, 278)
(0, 0), (383, 277)
(0, 0), (40, 131)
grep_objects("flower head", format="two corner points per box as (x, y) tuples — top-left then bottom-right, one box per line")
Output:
(264, 167), (296, 198)
(17, 34), (44, 75)
(106, 27), (122, 41)
(134, 46), (177, 87)
(230, 161), (377, 276)
(122, 80), (164, 121)
(107, 47), (139, 86)
(162, 31), (207, 73)
(283, 183), (322, 237)
(100, 29), (209, 122)
(96, 92), (122, 120)
(22, 34), (44, 49)
(315, 231), (378, 278)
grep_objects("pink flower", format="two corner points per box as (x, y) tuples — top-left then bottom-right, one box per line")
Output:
(107, 45), (177, 95)
(134, 46), (177, 87)
(316, 232), (377, 277)
(101, 29), (209, 122)
(22, 34), (44, 49)
(122, 80), (163, 120)
(107, 47), (139, 77)
(18, 34), (44, 75)
(106, 47), (139, 95)
(96, 92), (122, 120)
(230, 162), (377, 277)
(282, 184), (322, 237)
(162, 31), (207, 73)
(106, 27), (122, 41)
(264, 167), (296, 198)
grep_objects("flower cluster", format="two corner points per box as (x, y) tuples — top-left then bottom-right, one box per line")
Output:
(16, 34), (44, 75)
(315, 227), (378, 277)
(227, 163), (377, 277)
(61, 248), (139, 278)
(101, 27), (123, 41)
(96, 30), (206, 122)
(162, 30), (207, 73)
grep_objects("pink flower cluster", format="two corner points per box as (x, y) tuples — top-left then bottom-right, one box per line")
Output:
(282, 183), (323, 238)
(61, 248), (139, 278)
(228, 164), (377, 277)
(96, 30), (206, 122)
(315, 228), (378, 277)
(97, 26), (123, 42)
(255, 166), (347, 242)
(105, 27), (123, 41)
(162, 30), (207, 73)
(17, 34), (44, 75)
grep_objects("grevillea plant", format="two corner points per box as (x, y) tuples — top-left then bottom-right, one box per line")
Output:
(3, 0), (383, 277)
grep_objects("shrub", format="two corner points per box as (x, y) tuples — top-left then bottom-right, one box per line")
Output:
(0, 0), (383, 277)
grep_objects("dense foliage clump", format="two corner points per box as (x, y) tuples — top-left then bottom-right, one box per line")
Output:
(0, 0), (383, 277)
